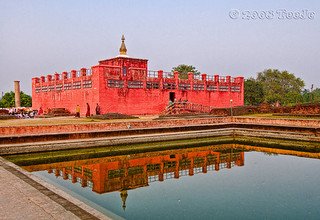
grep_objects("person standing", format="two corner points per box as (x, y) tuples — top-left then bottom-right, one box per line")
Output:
(86, 103), (90, 117)
(38, 106), (43, 115)
(75, 105), (80, 117)
(95, 103), (101, 115)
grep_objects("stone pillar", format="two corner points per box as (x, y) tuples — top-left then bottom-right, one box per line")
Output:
(80, 68), (87, 77)
(143, 76), (147, 89)
(238, 152), (245, 166)
(62, 71), (68, 80)
(54, 73), (60, 81)
(81, 179), (88, 187)
(227, 155), (232, 169)
(159, 173), (164, 181)
(214, 75), (219, 92)
(14, 81), (21, 107)
(174, 71), (179, 80)
(71, 70), (77, 78)
(174, 71), (179, 91)
(174, 160), (179, 179)
(214, 75), (219, 82)
(203, 157), (207, 173)
(158, 70), (163, 90)
(62, 168), (68, 180)
(189, 158), (194, 176)
(226, 75), (231, 95)
(159, 162), (164, 181)
(239, 76), (245, 106)
(187, 72), (193, 80)
(202, 165), (207, 173)
(158, 70), (163, 79)
(215, 163), (220, 171)
(188, 72), (194, 91)
(55, 169), (60, 177)
(202, 74), (207, 91)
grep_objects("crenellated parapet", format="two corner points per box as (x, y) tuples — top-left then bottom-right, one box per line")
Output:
(33, 66), (243, 94)
(32, 68), (93, 93)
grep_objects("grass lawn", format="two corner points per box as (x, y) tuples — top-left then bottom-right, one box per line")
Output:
(0, 116), (156, 127)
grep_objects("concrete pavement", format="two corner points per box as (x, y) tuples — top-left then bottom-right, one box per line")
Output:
(0, 157), (111, 220)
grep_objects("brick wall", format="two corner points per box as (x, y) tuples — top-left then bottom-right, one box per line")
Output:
(1, 117), (319, 136)
(232, 117), (320, 127)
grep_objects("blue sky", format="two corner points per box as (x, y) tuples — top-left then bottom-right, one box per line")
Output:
(1, 0), (319, 95)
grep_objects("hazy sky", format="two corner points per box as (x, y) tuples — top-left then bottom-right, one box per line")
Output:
(1, 0), (319, 95)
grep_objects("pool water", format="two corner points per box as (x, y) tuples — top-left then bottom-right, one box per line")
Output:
(20, 145), (320, 219)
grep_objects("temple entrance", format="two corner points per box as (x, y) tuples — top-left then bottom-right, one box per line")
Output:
(169, 92), (175, 103)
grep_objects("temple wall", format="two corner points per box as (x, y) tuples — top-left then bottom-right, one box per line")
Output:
(32, 68), (99, 115)
(99, 88), (243, 115)
(32, 57), (244, 115)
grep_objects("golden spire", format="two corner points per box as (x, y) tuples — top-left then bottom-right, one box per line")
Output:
(119, 34), (127, 55)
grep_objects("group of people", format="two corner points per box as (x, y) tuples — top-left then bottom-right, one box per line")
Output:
(6, 107), (36, 118)
(75, 103), (101, 118)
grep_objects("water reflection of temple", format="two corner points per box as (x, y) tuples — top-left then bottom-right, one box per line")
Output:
(24, 146), (244, 210)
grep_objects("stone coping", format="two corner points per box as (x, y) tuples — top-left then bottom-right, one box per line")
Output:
(1, 127), (319, 155)
(0, 117), (320, 136)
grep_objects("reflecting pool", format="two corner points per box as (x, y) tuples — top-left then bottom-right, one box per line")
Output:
(15, 145), (320, 219)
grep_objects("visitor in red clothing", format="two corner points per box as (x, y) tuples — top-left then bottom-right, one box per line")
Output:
(86, 103), (90, 117)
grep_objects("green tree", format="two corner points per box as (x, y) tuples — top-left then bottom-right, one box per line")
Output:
(300, 87), (320, 104)
(256, 69), (305, 105)
(301, 89), (311, 103)
(0, 91), (32, 108)
(172, 64), (200, 79)
(0, 92), (15, 108)
(310, 88), (320, 103)
(21, 92), (32, 107)
(244, 78), (264, 106)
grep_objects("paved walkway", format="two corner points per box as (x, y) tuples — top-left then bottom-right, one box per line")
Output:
(0, 158), (110, 220)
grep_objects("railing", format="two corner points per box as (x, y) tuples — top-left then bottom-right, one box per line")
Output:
(206, 75), (214, 81)
(147, 70), (158, 78)
(148, 175), (159, 183)
(163, 71), (173, 78)
(219, 76), (226, 82)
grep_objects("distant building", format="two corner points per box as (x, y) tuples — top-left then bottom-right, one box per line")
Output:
(32, 35), (244, 115)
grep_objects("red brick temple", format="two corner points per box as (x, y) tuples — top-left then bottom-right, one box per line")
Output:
(32, 35), (244, 115)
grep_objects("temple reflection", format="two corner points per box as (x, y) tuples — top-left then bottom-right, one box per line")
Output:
(24, 146), (245, 210)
